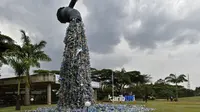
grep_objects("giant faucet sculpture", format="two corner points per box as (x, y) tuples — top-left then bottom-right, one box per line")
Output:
(56, 0), (93, 111)
(33, 0), (156, 111)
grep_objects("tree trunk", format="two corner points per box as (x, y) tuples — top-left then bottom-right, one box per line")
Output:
(16, 77), (21, 110)
(24, 70), (30, 106)
(175, 82), (178, 101)
(24, 84), (30, 105)
(120, 84), (125, 95)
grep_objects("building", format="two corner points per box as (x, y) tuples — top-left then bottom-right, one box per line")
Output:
(0, 74), (101, 105)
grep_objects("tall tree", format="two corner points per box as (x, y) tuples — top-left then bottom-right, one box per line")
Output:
(90, 68), (101, 82)
(114, 68), (131, 94)
(165, 74), (188, 101)
(139, 74), (151, 84)
(0, 32), (18, 64)
(98, 69), (113, 89)
(9, 30), (51, 105)
(21, 30), (51, 105)
(155, 78), (166, 85)
(126, 71), (151, 85)
(5, 47), (27, 110)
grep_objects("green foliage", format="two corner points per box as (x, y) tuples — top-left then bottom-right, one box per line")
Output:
(155, 78), (167, 85)
(195, 87), (200, 96)
(33, 69), (60, 74)
(165, 74), (188, 100)
(50, 70), (60, 74)
(15, 30), (51, 86)
(3, 30), (51, 105)
(91, 68), (194, 100)
(33, 69), (50, 74)
(165, 74), (188, 84)
(0, 32), (19, 64)
(19, 30), (51, 67)
(126, 71), (151, 85)
(7, 57), (27, 77)
(91, 68), (152, 99)
(5, 47), (28, 110)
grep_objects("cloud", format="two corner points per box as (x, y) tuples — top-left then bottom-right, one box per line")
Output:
(1, 0), (200, 55)
(0, 0), (89, 71)
(90, 37), (133, 69)
(83, 0), (200, 52)
(122, 41), (200, 89)
(83, 0), (129, 53)
(0, 65), (14, 78)
(0, 0), (67, 73)
(1, 0), (200, 88)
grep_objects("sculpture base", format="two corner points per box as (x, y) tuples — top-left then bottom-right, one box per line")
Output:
(35, 104), (155, 112)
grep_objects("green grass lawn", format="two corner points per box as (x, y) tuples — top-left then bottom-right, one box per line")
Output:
(146, 100), (200, 112)
(0, 97), (200, 112)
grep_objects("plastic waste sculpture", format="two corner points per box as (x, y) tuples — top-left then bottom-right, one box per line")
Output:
(56, 0), (93, 111)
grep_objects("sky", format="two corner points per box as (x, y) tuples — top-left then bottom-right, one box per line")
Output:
(0, 0), (200, 89)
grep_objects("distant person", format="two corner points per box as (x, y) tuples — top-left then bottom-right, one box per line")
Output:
(170, 96), (173, 101)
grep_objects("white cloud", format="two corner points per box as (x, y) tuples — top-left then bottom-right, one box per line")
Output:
(0, 21), (22, 44)
(0, 65), (14, 79)
(90, 37), (133, 69)
(123, 40), (200, 89)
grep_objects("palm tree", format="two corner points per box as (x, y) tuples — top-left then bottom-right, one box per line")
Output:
(21, 30), (51, 105)
(6, 51), (27, 110)
(8, 30), (51, 105)
(0, 32), (19, 78)
(165, 74), (188, 101)
(0, 32), (17, 64)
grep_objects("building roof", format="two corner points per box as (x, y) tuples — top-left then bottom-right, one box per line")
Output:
(0, 73), (101, 89)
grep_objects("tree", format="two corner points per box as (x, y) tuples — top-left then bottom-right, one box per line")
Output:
(9, 30), (51, 105)
(139, 74), (151, 84)
(33, 69), (50, 74)
(195, 87), (200, 96)
(0, 32), (20, 78)
(155, 78), (167, 85)
(5, 48), (27, 110)
(126, 71), (151, 85)
(165, 74), (188, 101)
(0, 32), (18, 64)
(114, 68), (131, 94)
(90, 68), (101, 82)
(21, 30), (51, 105)
(33, 69), (60, 75)
(50, 70), (60, 74)
(97, 69), (113, 89)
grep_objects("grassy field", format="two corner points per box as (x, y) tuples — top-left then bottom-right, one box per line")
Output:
(0, 97), (200, 112)
(146, 98), (200, 112)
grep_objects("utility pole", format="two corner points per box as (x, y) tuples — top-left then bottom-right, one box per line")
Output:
(112, 70), (114, 103)
(187, 74), (190, 89)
